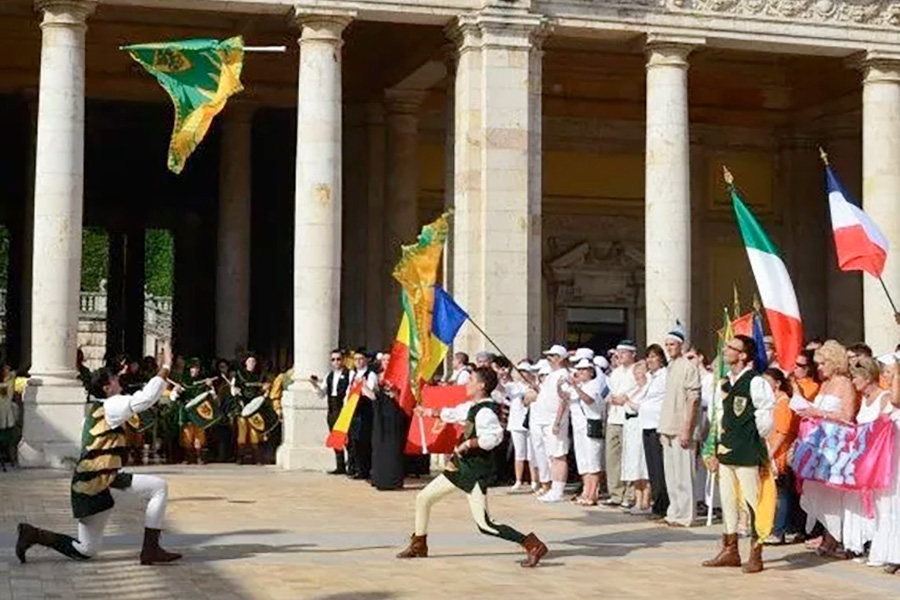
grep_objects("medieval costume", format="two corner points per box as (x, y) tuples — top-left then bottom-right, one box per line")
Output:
(397, 387), (548, 567)
(703, 362), (774, 573)
(15, 370), (181, 565)
(173, 360), (214, 464)
(0, 367), (17, 470)
(233, 356), (269, 464)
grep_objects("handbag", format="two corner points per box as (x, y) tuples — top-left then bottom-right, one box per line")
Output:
(586, 418), (604, 439)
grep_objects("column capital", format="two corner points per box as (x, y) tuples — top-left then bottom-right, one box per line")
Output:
(854, 51), (900, 84)
(293, 7), (355, 42)
(645, 34), (705, 68)
(446, 9), (548, 54)
(384, 89), (427, 115)
(35, 0), (95, 26)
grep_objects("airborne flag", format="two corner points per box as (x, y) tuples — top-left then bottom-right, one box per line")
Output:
(123, 37), (245, 173)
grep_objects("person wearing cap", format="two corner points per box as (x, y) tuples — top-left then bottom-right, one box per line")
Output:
(605, 341), (638, 507)
(527, 344), (571, 502)
(502, 359), (539, 492)
(562, 358), (607, 505)
(593, 355), (610, 375)
(658, 322), (702, 527)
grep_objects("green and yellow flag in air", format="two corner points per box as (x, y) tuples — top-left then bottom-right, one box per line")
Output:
(123, 37), (245, 174)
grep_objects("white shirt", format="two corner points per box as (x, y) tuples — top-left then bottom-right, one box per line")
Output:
(103, 376), (167, 429)
(449, 368), (470, 385)
(315, 369), (345, 398)
(348, 369), (379, 400)
(727, 366), (776, 438)
(607, 364), (637, 425)
(637, 368), (668, 430)
(504, 381), (529, 432)
(568, 375), (606, 422)
(700, 370), (714, 411)
(439, 398), (504, 450)
(530, 368), (568, 426)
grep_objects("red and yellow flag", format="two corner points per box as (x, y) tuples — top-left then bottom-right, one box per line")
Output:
(325, 381), (363, 450)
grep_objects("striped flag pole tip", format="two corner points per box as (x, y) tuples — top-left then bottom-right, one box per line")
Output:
(722, 165), (734, 185)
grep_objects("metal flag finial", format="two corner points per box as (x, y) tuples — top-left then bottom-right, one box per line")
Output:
(819, 147), (829, 165)
(722, 165), (734, 185)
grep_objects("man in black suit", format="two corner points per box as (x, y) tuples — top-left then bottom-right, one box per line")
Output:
(311, 349), (350, 475)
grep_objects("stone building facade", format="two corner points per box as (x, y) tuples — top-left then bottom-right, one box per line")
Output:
(1, 0), (898, 468)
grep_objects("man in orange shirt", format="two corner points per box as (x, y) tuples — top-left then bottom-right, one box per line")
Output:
(763, 368), (801, 545)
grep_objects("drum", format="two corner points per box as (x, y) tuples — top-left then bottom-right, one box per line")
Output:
(240, 395), (280, 435)
(184, 390), (223, 430)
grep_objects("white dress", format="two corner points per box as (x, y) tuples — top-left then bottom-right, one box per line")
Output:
(800, 393), (848, 539)
(621, 384), (649, 482)
(869, 410), (900, 565)
(842, 391), (890, 554)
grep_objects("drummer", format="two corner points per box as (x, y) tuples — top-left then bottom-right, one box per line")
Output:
(233, 354), (271, 465)
(173, 359), (214, 465)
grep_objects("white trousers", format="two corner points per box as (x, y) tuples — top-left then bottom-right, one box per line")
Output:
(73, 474), (168, 557)
(412, 474), (526, 544)
(528, 425), (551, 483)
(510, 429), (534, 463)
(662, 435), (695, 526)
(719, 464), (760, 537)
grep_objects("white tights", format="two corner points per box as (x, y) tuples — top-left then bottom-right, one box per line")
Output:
(73, 474), (168, 557)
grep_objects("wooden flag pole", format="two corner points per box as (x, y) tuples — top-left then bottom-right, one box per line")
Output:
(464, 316), (539, 392)
(244, 46), (287, 52)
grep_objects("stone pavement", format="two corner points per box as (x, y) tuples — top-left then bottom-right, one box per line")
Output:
(2, 465), (899, 600)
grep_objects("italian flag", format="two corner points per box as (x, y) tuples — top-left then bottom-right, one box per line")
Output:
(728, 175), (803, 371)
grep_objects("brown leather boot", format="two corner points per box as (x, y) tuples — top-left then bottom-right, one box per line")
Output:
(742, 540), (764, 573)
(16, 523), (89, 562)
(520, 533), (548, 568)
(139, 528), (182, 565)
(396, 534), (428, 559)
(702, 533), (742, 567)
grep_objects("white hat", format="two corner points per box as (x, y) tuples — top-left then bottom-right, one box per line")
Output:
(593, 356), (609, 370)
(516, 360), (532, 371)
(574, 358), (594, 370)
(538, 362), (552, 376)
(616, 340), (637, 352)
(533, 358), (550, 372)
(666, 320), (686, 344)
(572, 347), (595, 362)
(542, 344), (568, 357)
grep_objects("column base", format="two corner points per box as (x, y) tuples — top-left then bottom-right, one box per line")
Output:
(276, 385), (333, 471)
(20, 379), (86, 468)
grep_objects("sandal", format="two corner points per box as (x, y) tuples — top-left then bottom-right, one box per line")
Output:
(576, 497), (597, 506)
(884, 564), (900, 575)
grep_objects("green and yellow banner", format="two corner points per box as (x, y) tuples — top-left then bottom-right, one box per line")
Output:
(123, 36), (245, 174)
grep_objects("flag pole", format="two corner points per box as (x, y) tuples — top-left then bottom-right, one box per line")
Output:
(877, 277), (900, 323)
(464, 315), (539, 392)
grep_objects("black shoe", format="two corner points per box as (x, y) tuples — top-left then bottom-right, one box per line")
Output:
(352, 472), (369, 480)
(328, 468), (346, 475)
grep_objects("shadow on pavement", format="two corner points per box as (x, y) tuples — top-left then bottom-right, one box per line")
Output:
(311, 593), (396, 600)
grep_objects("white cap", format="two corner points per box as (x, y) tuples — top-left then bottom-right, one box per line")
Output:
(877, 352), (900, 365)
(574, 358), (594, 370)
(538, 362), (552, 376)
(666, 320), (686, 344)
(543, 344), (568, 357)
(534, 358), (550, 373)
(516, 360), (532, 371)
(593, 356), (609, 370)
(572, 347), (595, 362)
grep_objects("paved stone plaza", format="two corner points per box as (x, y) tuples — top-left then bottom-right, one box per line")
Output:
(1, 466), (899, 599)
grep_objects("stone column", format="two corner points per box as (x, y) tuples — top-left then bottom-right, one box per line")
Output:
(364, 103), (386, 350)
(448, 11), (544, 360)
(382, 89), (426, 340)
(278, 11), (352, 471)
(644, 36), (699, 345)
(19, 0), (95, 468)
(216, 105), (253, 358)
(861, 54), (900, 353)
(339, 105), (368, 348)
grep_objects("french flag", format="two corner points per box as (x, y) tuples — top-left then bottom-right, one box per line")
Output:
(826, 165), (889, 278)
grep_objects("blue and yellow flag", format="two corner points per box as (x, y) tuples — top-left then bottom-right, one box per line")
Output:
(123, 37), (245, 174)
(418, 285), (468, 381)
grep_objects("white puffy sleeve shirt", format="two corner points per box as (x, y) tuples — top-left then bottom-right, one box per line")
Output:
(103, 376), (167, 429)
(439, 399), (504, 450)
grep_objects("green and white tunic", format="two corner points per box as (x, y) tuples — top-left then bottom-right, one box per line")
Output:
(71, 377), (167, 519)
(439, 399), (505, 493)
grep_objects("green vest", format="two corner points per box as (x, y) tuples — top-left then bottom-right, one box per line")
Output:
(70, 402), (133, 519)
(717, 370), (768, 466)
(444, 401), (501, 493)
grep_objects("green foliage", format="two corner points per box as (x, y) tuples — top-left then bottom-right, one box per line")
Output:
(81, 228), (108, 292)
(145, 229), (173, 297)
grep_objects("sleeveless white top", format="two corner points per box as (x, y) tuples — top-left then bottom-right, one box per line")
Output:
(856, 390), (891, 425)
(813, 393), (845, 414)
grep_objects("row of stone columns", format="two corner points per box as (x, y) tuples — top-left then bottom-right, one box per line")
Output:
(21, 0), (900, 468)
